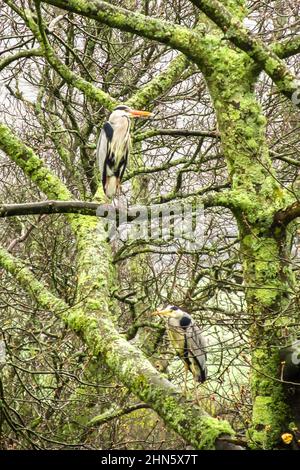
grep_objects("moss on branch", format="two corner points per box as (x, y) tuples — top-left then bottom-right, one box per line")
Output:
(40, 0), (210, 65)
(0, 123), (72, 200)
(0, 245), (235, 449)
(190, 0), (300, 107)
(24, 7), (116, 110)
(126, 54), (189, 110)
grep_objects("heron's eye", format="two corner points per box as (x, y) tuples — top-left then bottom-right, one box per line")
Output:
(180, 316), (191, 328)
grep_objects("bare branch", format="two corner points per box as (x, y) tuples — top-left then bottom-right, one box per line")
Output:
(0, 195), (230, 221)
(134, 128), (220, 142)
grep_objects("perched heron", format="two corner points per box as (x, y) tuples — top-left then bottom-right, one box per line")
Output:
(96, 105), (153, 198)
(151, 305), (207, 394)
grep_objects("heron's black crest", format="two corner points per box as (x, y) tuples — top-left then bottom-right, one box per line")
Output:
(170, 306), (178, 311)
(103, 122), (114, 141)
(180, 316), (191, 328)
(114, 105), (130, 111)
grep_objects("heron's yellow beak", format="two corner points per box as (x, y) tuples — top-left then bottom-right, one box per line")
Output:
(129, 109), (153, 118)
(151, 309), (173, 317)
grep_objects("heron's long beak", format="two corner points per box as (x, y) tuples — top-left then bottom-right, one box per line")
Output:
(151, 309), (172, 317)
(129, 109), (153, 118)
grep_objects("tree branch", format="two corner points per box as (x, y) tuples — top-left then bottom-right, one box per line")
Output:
(134, 128), (220, 142)
(0, 196), (230, 221)
(87, 403), (151, 427)
(0, 244), (238, 449)
(24, 5), (116, 110)
(189, 0), (300, 107)
(126, 54), (190, 110)
(272, 35), (300, 59)
(0, 123), (73, 201)
(0, 200), (147, 223)
(0, 48), (43, 72)
(40, 0), (210, 64)
(273, 201), (300, 227)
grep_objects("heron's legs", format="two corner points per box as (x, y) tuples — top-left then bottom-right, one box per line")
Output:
(112, 180), (124, 209)
(194, 381), (201, 406)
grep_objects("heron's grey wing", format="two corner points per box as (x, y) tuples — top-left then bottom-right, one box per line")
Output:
(118, 146), (130, 180)
(186, 323), (207, 380)
(96, 128), (107, 174)
(111, 116), (130, 169)
(96, 122), (114, 173)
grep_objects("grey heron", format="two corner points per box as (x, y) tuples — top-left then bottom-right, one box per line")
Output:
(96, 105), (153, 198)
(151, 305), (207, 395)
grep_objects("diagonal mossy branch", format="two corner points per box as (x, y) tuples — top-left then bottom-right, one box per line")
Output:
(189, 0), (300, 107)
(126, 54), (189, 110)
(0, 244), (238, 450)
(38, 0), (300, 109)
(39, 0), (211, 65)
(272, 35), (300, 59)
(0, 48), (43, 72)
(0, 123), (73, 201)
(23, 5), (116, 110)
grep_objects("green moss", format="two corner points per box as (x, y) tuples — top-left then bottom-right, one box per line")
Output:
(0, 123), (72, 201)
(265, 57), (280, 75)
(127, 54), (188, 110)
(247, 342), (291, 449)
(193, 416), (234, 450)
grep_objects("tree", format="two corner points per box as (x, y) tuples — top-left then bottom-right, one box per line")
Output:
(0, 0), (300, 450)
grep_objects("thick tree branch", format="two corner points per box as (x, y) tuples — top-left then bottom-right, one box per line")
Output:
(0, 196), (230, 221)
(272, 35), (300, 59)
(38, 0), (300, 110)
(24, 5), (116, 110)
(126, 54), (190, 110)
(40, 0), (209, 64)
(0, 201), (102, 218)
(0, 244), (238, 449)
(190, 0), (300, 107)
(0, 201), (148, 223)
(273, 201), (300, 227)
(0, 123), (73, 201)
(0, 48), (43, 72)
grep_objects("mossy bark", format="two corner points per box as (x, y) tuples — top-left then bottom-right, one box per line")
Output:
(199, 33), (295, 448)
(3, 0), (300, 449)
(0, 245), (235, 449)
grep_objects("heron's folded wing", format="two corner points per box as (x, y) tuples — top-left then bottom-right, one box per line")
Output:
(96, 122), (114, 175)
(186, 323), (207, 377)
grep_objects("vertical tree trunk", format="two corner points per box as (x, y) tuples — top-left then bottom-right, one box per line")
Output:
(201, 37), (294, 448)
